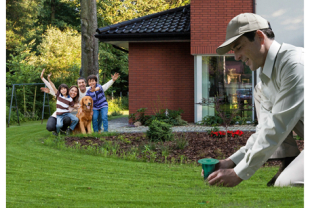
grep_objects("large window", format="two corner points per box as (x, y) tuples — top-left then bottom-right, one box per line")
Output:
(201, 56), (253, 119)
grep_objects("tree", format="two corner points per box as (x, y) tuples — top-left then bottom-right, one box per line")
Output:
(97, 0), (190, 26)
(31, 27), (81, 84)
(6, 0), (81, 72)
(80, 0), (99, 79)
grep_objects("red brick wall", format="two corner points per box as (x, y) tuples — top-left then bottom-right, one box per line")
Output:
(129, 42), (194, 122)
(191, 0), (254, 54)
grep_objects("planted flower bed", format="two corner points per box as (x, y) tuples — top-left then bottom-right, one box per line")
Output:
(65, 131), (304, 166)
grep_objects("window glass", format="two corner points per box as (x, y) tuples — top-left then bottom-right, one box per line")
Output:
(202, 56), (253, 119)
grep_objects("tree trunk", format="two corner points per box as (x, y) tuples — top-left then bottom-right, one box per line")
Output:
(80, 0), (99, 80)
(225, 125), (228, 142)
(51, 0), (56, 23)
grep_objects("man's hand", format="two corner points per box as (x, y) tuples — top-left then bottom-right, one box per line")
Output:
(201, 158), (235, 177)
(40, 87), (50, 94)
(207, 169), (243, 187)
(111, 73), (120, 81)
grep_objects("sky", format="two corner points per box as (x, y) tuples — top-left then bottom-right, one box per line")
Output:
(256, 0), (304, 47)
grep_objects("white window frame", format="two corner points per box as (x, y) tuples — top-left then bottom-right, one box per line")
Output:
(194, 54), (255, 123)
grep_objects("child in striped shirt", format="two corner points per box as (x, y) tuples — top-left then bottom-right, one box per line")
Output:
(86, 75), (109, 132)
(55, 84), (79, 135)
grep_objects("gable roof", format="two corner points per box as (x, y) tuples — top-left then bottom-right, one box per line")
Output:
(95, 4), (190, 48)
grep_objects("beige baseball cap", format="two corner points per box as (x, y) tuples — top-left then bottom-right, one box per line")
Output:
(216, 13), (269, 55)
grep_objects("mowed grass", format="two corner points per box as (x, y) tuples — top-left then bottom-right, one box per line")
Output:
(7, 121), (303, 208)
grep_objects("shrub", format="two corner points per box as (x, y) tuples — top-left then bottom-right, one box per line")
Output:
(164, 115), (187, 126)
(146, 120), (174, 142)
(111, 111), (123, 116)
(232, 116), (252, 125)
(136, 108), (148, 125)
(107, 97), (124, 113)
(145, 108), (187, 126)
(198, 115), (223, 126)
(128, 113), (136, 124)
(120, 96), (129, 110)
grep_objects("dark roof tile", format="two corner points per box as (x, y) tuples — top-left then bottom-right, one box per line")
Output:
(96, 4), (190, 38)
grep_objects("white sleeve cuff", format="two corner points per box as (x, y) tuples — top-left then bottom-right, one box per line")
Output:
(229, 150), (245, 165)
(233, 159), (256, 180)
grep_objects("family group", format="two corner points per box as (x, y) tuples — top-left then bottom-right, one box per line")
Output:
(40, 69), (120, 136)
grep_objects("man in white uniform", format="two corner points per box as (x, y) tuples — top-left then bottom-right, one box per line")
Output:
(202, 13), (304, 187)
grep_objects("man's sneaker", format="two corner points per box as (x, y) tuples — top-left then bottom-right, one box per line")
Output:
(66, 128), (73, 135)
(52, 131), (58, 136)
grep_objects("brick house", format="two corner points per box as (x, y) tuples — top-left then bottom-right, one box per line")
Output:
(95, 0), (255, 123)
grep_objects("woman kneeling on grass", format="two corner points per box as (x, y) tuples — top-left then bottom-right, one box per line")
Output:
(55, 84), (79, 135)
(40, 69), (80, 136)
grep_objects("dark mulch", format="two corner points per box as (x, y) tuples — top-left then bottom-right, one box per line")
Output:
(65, 132), (304, 166)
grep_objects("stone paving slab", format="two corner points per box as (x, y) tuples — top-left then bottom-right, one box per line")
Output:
(108, 117), (256, 133)
(109, 121), (256, 133)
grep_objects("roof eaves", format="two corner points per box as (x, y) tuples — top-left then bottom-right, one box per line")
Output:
(96, 4), (190, 34)
(95, 32), (190, 42)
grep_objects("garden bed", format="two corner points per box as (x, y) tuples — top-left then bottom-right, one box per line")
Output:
(65, 132), (304, 166)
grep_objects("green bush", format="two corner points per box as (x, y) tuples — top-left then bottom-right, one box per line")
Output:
(111, 111), (123, 116)
(198, 115), (222, 126)
(136, 108), (149, 125)
(128, 113), (136, 124)
(163, 115), (188, 126)
(232, 116), (252, 125)
(107, 96), (128, 113)
(121, 96), (129, 110)
(145, 109), (187, 126)
(107, 97), (123, 113)
(146, 120), (174, 142)
(129, 108), (187, 126)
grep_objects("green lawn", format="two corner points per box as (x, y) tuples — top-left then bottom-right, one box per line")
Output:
(6, 120), (303, 207)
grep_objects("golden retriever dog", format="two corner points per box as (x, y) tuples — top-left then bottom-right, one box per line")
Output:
(73, 96), (93, 134)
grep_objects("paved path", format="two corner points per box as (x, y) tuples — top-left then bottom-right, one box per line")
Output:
(108, 117), (256, 133)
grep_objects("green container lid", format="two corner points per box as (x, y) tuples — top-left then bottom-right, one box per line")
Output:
(198, 158), (219, 165)
(198, 158), (219, 179)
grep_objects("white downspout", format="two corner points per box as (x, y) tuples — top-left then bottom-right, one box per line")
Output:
(194, 55), (202, 123)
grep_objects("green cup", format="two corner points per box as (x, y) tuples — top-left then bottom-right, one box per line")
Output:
(198, 158), (219, 180)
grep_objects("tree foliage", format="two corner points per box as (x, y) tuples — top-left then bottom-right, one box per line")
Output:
(31, 27), (81, 83)
(97, 0), (190, 26)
